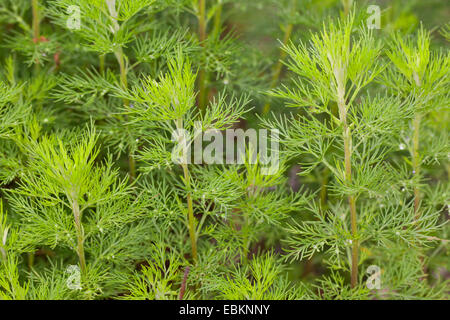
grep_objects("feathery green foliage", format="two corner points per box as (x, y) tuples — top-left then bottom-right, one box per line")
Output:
(0, 0), (448, 301)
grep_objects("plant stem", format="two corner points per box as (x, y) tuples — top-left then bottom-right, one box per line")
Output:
(100, 54), (105, 74)
(213, 1), (223, 38)
(338, 85), (358, 288)
(263, 0), (296, 115)
(182, 163), (197, 261)
(343, 116), (358, 288)
(0, 202), (6, 260)
(349, 195), (358, 287)
(198, 0), (207, 44)
(178, 266), (190, 300)
(242, 209), (250, 264)
(31, 0), (40, 42)
(72, 198), (86, 275)
(176, 119), (198, 261)
(411, 76), (428, 279)
(412, 75), (422, 219)
(242, 185), (257, 264)
(116, 48), (128, 91)
(115, 47), (136, 181)
(320, 168), (329, 209)
(29, 2), (41, 270)
(342, 0), (353, 16)
(197, 0), (207, 111)
(0, 248), (6, 262)
(412, 114), (421, 218)
(31, 0), (41, 71)
(27, 252), (35, 269)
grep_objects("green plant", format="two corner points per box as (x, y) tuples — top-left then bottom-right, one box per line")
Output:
(384, 27), (449, 217)
(0, 0), (448, 301)
(264, 13), (448, 295)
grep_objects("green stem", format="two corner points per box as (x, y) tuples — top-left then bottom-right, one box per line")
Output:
(72, 198), (86, 275)
(338, 91), (358, 288)
(0, 200), (7, 261)
(100, 54), (105, 74)
(412, 114), (421, 219)
(411, 75), (422, 220)
(27, 252), (35, 270)
(198, 1), (223, 113)
(242, 210), (250, 264)
(412, 111), (425, 279)
(342, 0), (353, 16)
(198, 0), (207, 42)
(115, 47), (136, 181)
(320, 167), (329, 209)
(182, 163), (197, 262)
(263, 0), (296, 114)
(29, 2), (42, 268)
(213, 1), (223, 38)
(0, 248), (6, 262)
(115, 48), (128, 98)
(197, 0), (207, 111)
(176, 119), (198, 262)
(242, 185), (257, 264)
(31, 0), (41, 71)
(349, 194), (358, 287)
(31, 0), (40, 42)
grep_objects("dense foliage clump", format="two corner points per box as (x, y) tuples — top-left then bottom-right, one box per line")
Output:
(0, 0), (448, 300)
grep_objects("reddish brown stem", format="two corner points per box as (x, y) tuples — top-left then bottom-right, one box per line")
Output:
(178, 266), (191, 300)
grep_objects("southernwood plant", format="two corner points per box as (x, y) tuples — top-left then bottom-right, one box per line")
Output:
(0, 1), (448, 300)
(264, 13), (448, 297)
